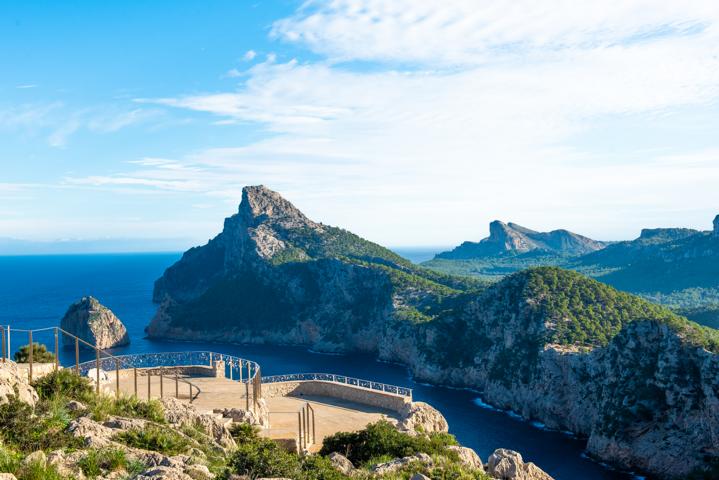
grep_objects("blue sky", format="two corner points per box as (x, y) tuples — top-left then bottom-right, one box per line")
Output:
(2, 0), (719, 251)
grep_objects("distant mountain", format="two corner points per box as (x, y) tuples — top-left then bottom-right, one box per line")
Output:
(425, 215), (719, 312)
(435, 221), (607, 260)
(0, 237), (192, 255)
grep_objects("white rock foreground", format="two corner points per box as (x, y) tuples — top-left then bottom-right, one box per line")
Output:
(0, 360), (554, 479)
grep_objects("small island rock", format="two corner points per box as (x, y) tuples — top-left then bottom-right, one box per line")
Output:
(61, 296), (130, 349)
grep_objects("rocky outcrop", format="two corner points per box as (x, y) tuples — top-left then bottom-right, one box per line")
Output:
(328, 452), (354, 475)
(447, 446), (484, 471)
(0, 360), (39, 406)
(487, 449), (553, 480)
(161, 398), (236, 449)
(714, 214), (719, 237)
(397, 401), (448, 434)
(61, 296), (130, 349)
(436, 221), (606, 259)
(371, 452), (433, 475)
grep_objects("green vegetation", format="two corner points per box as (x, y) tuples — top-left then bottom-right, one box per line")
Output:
(320, 420), (458, 467)
(14, 343), (56, 363)
(78, 448), (131, 478)
(32, 368), (94, 401)
(114, 425), (190, 455)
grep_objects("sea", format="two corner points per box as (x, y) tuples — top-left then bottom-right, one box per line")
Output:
(0, 252), (638, 480)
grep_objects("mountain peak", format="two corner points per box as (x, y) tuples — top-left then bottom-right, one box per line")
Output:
(239, 185), (312, 228)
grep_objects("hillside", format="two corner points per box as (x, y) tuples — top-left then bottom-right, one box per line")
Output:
(425, 216), (719, 314)
(148, 185), (481, 350)
(148, 188), (719, 478)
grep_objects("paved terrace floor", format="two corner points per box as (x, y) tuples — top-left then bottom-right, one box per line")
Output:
(110, 373), (399, 452)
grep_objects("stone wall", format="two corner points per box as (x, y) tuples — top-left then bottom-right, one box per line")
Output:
(262, 380), (410, 412)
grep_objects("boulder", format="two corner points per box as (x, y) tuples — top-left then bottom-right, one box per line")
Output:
(397, 401), (448, 434)
(328, 452), (354, 474)
(68, 416), (115, 448)
(410, 475), (431, 480)
(487, 449), (554, 480)
(0, 474), (18, 480)
(22, 450), (47, 468)
(61, 296), (130, 349)
(161, 397), (236, 449)
(447, 445), (484, 471)
(184, 464), (214, 480)
(0, 360), (39, 406)
(371, 453), (433, 475)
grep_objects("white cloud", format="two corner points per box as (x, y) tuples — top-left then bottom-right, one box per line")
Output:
(72, 1), (719, 244)
(244, 50), (257, 61)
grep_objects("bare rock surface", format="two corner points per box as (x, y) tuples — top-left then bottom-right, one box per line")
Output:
(487, 449), (554, 480)
(371, 452), (433, 475)
(61, 296), (130, 349)
(161, 397), (236, 449)
(328, 452), (354, 474)
(398, 401), (448, 434)
(0, 360), (38, 406)
(447, 445), (484, 471)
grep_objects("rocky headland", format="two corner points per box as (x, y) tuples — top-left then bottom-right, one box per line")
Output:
(61, 296), (130, 349)
(147, 185), (719, 479)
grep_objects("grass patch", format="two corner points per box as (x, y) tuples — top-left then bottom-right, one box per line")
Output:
(114, 425), (190, 456)
(78, 448), (128, 478)
(32, 369), (94, 402)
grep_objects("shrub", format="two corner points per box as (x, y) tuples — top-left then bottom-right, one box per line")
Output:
(228, 437), (302, 479)
(112, 396), (165, 423)
(229, 422), (260, 442)
(0, 443), (20, 473)
(0, 395), (79, 453)
(114, 425), (190, 456)
(14, 343), (55, 363)
(32, 369), (93, 401)
(15, 460), (65, 480)
(319, 420), (457, 467)
(78, 448), (128, 478)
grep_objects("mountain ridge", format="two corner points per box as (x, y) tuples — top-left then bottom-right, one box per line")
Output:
(147, 186), (719, 479)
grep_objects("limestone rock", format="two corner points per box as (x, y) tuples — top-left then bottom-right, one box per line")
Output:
(61, 296), (130, 349)
(371, 453), (433, 475)
(214, 399), (269, 426)
(68, 416), (115, 448)
(47, 450), (87, 480)
(410, 475), (431, 480)
(22, 450), (47, 468)
(328, 452), (354, 474)
(447, 445), (484, 471)
(0, 474), (18, 480)
(161, 397), (236, 449)
(398, 401), (448, 434)
(0, 360), (38, 406)
(136, 466), (193, 480)
(487, 449), (553, 480)
(184, 464), (214, 480)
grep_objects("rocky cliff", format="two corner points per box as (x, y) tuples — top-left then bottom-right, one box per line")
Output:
(149, 186), (719, 478)
(61, 296), (130, 349)
(436, 221), (606, 260)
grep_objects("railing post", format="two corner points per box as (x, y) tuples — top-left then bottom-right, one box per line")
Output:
(115, 359), (120, 399)
(239, 360), (243, 383)
(175, 372), (179, 398)
(75, 337), (80, 373)
(134, 368), (138, 398)
(6, 326), (10, 363)
(28, 330), (33, 382)
(247, 362), (251, 385)
(95, 348), (100, 394)
(310, 404), (316, 444)
(189, 383), (193, 403)
(160, 372), (164, 398)
(229, 361), (233, 380)
(1, 326), (6, 362)
(297, 411), (302, 452)
(54, 328), (59, 372)
(245, 381), (250, 411)
(209, 352), (213, 367)
(303, 404), (308, 447)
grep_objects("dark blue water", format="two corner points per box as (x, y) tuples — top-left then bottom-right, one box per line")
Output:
(0, 254), (637, 480)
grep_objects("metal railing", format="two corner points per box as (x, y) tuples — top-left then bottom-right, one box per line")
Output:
(267, 402), (316, 453)
(262, 372), (412, 399)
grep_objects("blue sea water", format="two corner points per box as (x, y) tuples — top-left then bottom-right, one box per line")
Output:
(0, 254), (635, 480)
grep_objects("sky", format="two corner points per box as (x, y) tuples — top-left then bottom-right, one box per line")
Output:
(1, 0), (719, 251)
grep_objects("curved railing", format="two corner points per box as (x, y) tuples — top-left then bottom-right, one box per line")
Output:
(262, 372), (412, 398)
(76, 351), (260, 383)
